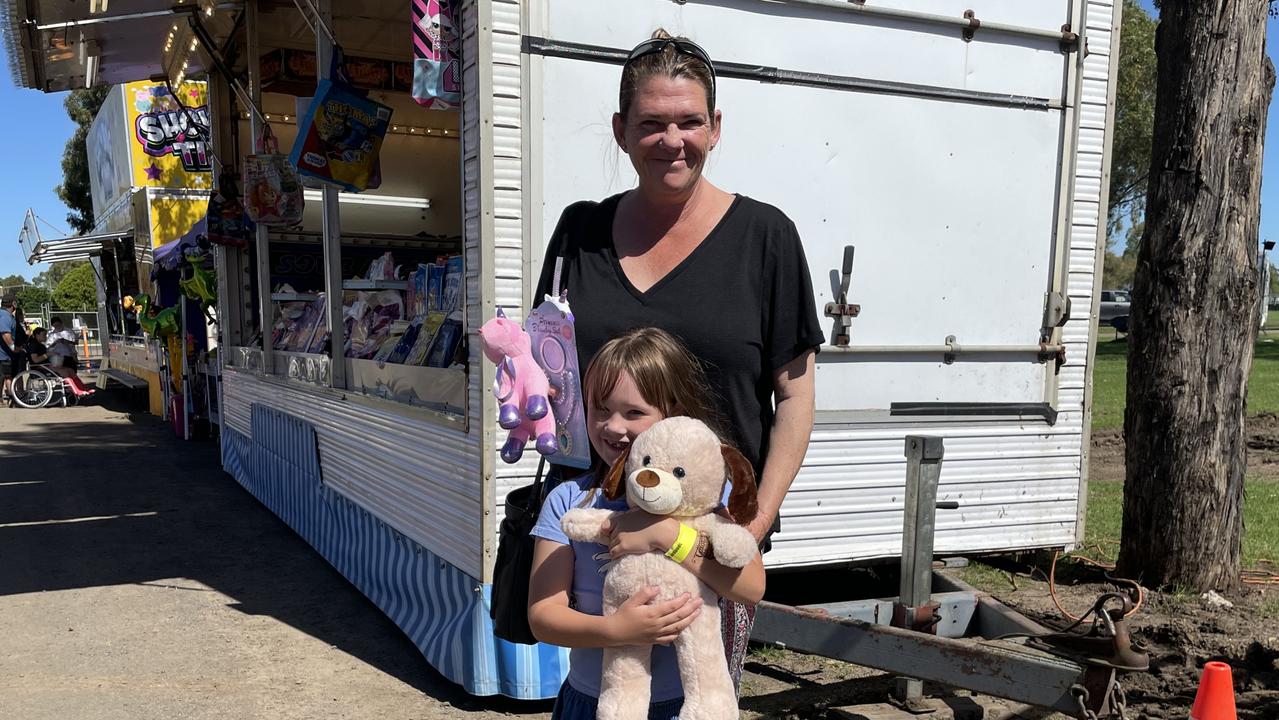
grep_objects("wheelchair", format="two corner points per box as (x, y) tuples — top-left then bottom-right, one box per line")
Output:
(9, 364), (91, 409)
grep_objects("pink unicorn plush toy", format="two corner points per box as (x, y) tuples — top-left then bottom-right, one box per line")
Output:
(479, 309), (558, 463)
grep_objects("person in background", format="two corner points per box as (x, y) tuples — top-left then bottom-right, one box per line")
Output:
(0, 295), (17, 403)
(25, 326), (49, 365)
(11, 307), (30, 377)
(23, 325), (94, 400)
(47, 317), (81, 377)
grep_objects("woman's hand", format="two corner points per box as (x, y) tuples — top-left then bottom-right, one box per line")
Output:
(606, 587), (702, 646)
(602, 510), (680, 558)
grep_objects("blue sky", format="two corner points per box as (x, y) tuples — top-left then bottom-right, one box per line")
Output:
(0, 71), (76, 282)
(0, 2), (1276, 280)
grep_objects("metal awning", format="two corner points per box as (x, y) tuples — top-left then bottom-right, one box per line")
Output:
(1, 0), (239, 92)
(26, 230), (134, 264)
(2, 0), (406, 93)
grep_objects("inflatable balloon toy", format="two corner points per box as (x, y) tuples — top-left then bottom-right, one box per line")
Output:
(134, 294), (159, 336)
(179, 260), (218, 324)
(478, 308), (557, 464)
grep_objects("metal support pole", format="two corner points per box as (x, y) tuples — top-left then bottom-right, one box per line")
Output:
(894, 435), (945, 706)
(703, 0), (1079, 47)
(246, 0), (272, 375)
(316, 0), (346, 390)
(180, 298), (190, 440)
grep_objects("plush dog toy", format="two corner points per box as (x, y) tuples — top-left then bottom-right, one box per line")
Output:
(478, 309), (557, 463)
(561, 416), (759, 720)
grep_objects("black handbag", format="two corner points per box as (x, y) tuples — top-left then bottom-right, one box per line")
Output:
(490, 456), (548, 645)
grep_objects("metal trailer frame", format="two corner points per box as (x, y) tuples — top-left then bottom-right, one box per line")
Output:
(752, 435), (1147, 719)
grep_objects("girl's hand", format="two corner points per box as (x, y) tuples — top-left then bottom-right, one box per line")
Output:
(607, 587), (702, 646)
(602, 511), (680, 559)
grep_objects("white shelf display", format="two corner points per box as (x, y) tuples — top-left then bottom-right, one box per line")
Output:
(270, 287), (330, 355)
(338, 251), (466, 414)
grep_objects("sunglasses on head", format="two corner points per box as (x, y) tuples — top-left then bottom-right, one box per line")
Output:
(624, 37), (717, 96)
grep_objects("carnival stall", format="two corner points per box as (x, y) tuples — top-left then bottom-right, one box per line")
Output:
(5, 0), (1121, 702)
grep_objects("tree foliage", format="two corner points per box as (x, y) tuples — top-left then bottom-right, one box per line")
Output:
(0, 273), (27, 290)
(55, 86), (112, 234)
(1108, 0), (1158, 250)
(51, 263), (98, 311)
(1102, 252), (1138, 290)
(34, 261), (88, 291)
(16, 285), (52, 315)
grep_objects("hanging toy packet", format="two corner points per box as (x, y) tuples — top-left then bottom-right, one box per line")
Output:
(291, 71), (393, 192)
(526, 286), (591, 470)
(411, 0), (461, 109)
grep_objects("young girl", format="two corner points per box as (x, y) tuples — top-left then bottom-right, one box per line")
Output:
(528, 326), (766, 719)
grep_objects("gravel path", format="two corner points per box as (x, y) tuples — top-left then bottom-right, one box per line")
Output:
(0, 394), (551, 720)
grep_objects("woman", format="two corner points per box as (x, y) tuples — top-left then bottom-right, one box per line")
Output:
(25, 326), (49, 366)
(534, 30), (825, 686)
(25, 325), (92, 393)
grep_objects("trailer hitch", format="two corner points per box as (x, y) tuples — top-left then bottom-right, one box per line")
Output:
(750, 437), (1150, 719)
(1029, 593), (1149, 672)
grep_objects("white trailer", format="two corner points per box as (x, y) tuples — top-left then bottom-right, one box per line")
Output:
(3, 0), (1119, 701)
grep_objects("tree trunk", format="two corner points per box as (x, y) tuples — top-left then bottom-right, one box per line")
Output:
(1116, 1), (1273, 593)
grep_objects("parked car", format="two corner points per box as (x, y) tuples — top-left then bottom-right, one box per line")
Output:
(1100, 289), (1131, 332)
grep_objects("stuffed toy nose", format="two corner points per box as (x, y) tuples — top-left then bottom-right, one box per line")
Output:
(635, 469), (661, 488)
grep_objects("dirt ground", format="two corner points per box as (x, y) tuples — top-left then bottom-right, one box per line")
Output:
(0, 393), (551, 720)
(2, 394), (1276, 719)
(735, 414), (1279, 720)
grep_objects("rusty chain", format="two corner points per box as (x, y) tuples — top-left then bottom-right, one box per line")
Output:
(1072, 685), (1101, 720)
(1071, 680), (1131, 720)
(1112, 679), (1130, 720)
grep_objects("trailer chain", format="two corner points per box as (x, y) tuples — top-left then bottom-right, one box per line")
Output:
(1070, 679), (1131, 720)
(1071, 685), (1100, 720)
(1112, 679), (1130, 720)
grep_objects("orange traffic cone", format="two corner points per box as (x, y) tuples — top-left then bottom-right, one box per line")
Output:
(1190, 661), (1237, 720)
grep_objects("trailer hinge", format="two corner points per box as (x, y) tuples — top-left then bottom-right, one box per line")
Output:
(824, 245), (861, 347)
(962, 9), (979, 42)
(1043, 291), (1072, 329)
(1061, 23), (1080, 53)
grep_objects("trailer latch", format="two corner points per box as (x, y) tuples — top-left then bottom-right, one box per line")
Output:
(824, 245), (861, 347)
(891, 601), (942, 635)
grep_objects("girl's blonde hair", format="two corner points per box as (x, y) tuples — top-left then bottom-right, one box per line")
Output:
(584, 326), (721, 438)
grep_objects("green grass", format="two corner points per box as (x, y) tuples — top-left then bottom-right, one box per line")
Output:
(960, 561), (1017, 593)
(1083, 477), (1279, 568)
(1088, 337), (1279, 432)
(1260, 594), (1279, 619)
(748, 644), (787, 662)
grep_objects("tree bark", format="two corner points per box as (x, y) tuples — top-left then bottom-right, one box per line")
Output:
(1117, 1), (1273, 593)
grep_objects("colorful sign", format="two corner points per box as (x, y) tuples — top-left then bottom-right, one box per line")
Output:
(128, 82), (213, 190)
(87, 80), (213, 220)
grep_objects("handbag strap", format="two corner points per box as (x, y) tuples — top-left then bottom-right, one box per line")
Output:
(527, 456), (547, 511)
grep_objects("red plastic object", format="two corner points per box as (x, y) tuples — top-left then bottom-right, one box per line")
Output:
(170, 395), (185, 438)
(1190, 661), (1237, 720)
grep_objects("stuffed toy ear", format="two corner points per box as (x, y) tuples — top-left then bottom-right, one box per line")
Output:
(602, 446), (632, 500)
(721, 445), (759, 525)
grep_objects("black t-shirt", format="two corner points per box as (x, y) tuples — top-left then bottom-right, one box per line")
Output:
(535, 192), (825, 479)
(25, 339), (47, 363)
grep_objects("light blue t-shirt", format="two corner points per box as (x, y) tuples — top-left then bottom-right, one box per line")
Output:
(0, 309), (16, 361)
(530, 473), (685, 703)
